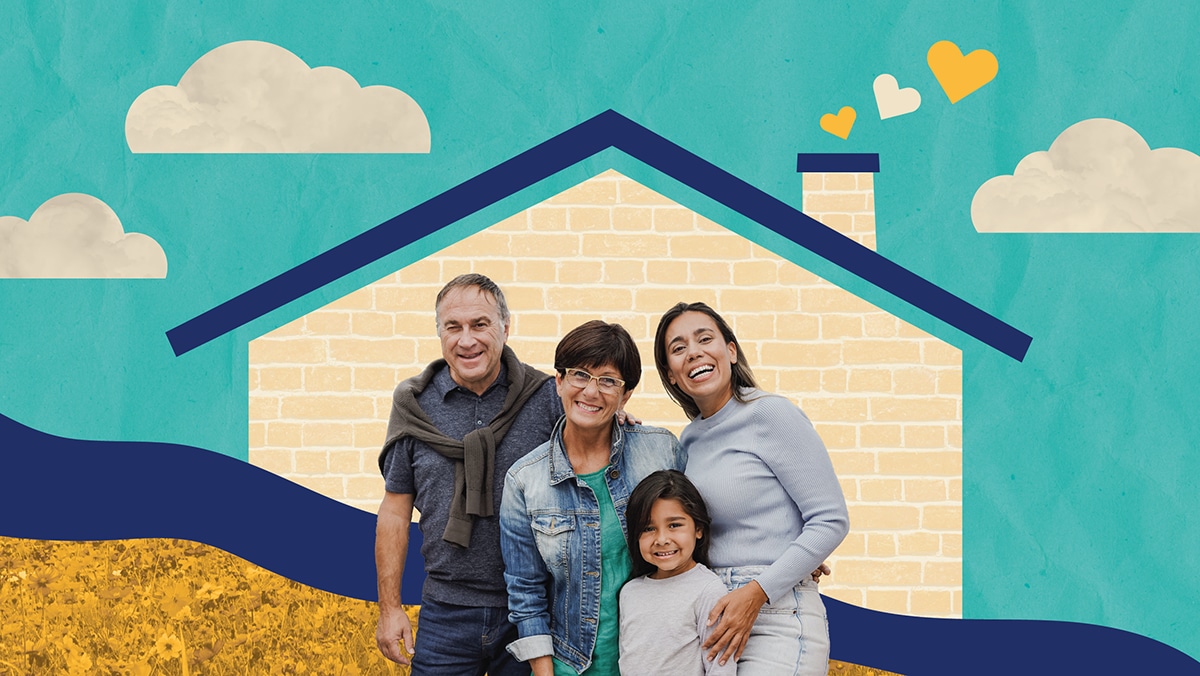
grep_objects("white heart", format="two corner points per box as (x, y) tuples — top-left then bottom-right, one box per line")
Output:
(873, 74), (922, 120)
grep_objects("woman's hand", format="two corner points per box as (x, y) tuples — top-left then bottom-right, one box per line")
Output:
(703, 580), (769, 666)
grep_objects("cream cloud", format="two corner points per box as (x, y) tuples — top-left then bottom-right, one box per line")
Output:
(972, 118), (1200, 233)
(0, 194), (167, 278)
(126, 41), (430, 153)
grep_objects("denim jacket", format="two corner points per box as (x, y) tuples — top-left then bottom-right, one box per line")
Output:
(499, 417), (685, 673)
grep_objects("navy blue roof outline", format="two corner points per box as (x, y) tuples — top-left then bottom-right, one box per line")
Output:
(166, 109), (1032, 361)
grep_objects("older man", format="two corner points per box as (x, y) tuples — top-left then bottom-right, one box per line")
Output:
(375, 273), (562, 675)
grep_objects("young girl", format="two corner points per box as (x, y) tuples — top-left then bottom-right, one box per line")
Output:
(618, 470), (736, 676)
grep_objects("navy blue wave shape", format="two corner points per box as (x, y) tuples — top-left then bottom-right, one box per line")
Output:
(0, 411), (422, 604)
(825, 597), (1200, 674)
(1, 411), (1197, 674)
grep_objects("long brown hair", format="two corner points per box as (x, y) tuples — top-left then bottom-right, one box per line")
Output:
(625, 470), (712, 579)
(653, 302), (757, 420)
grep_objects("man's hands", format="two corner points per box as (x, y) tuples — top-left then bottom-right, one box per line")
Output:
(375, 491), (416, 664)
(703, 580), (768, 666)
(615, 409), (642, 425)
(375, 606), (415, 665)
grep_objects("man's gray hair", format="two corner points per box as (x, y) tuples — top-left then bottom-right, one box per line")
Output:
(434, 273), (511, 329)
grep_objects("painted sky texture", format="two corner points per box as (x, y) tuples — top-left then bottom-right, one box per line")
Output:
(2, 0), (1199, 665)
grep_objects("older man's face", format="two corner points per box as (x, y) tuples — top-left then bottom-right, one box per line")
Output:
(436, 285), (509, 395)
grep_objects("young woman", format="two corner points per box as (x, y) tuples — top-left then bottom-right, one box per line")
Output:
(500, 320), (685, 675)
(619, 469), (736, 676)
(654, 302), (849, 676)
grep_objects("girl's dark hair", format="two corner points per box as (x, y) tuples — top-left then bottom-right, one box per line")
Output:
(625, 470), (712, 578)
(653, 302), (758, 420)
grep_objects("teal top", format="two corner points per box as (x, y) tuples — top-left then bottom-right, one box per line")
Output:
(552, 466), (631, 675)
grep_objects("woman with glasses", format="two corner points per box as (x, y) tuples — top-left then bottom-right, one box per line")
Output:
(499, 320), (684, 676)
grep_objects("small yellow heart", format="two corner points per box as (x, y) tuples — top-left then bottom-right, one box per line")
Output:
(820, 106), (856, 140)
(927, 40), (998, 104)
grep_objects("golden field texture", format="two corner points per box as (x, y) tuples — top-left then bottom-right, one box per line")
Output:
(0, 536), (414, 675)
(0, 537), (898, 675)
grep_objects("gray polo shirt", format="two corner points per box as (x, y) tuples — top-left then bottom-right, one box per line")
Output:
(382, 362), (563, 607)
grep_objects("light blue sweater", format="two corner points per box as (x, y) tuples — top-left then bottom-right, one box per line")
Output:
(681, 388), (849, 603)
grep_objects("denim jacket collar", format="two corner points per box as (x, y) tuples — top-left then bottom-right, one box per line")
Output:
(546, 416), (626, 485)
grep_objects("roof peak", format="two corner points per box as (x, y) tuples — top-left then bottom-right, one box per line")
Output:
(166, 109), (1030, 361)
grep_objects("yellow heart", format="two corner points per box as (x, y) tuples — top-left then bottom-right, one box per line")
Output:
(820, 106), (856, 140)
(927, 40), (998, 104)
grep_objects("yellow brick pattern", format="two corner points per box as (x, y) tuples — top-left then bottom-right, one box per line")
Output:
(802, 172), (877, 249)
(248, 169), (962, 618)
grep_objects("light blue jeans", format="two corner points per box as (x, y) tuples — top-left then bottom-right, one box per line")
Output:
(712, 565), (830, 676)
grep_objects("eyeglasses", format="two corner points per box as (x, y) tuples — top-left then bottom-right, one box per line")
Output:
(559, 368), (626, 393)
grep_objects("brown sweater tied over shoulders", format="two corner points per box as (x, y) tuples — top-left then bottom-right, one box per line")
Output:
(379, 345), (551, 547)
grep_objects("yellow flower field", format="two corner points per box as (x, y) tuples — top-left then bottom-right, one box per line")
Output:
(0, 536), (897, 675)
(0, 536), (414, 675)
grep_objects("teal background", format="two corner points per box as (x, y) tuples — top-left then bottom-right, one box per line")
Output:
(2, 0), (1198, 661)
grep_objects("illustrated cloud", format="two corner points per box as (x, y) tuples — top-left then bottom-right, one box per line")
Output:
(972, 118), (1200, 233)
(0, 194), (167, 278)
(126, 41), (430, 153)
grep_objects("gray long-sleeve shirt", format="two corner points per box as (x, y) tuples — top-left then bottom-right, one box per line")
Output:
(681, 389), (849, 604)
(618, 564), (737, 676)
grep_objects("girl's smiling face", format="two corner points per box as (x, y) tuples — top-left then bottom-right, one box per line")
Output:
(638, 497), (702, 579)
(663, 311), (738, 419)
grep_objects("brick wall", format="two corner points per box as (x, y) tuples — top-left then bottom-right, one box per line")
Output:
(248, 169), (962, 617)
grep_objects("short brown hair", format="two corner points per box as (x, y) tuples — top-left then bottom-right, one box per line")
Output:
(554, 320), (641, 391)
(653, 302), (757, 420)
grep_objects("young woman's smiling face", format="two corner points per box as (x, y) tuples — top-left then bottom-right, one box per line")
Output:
(663, 311), (738, 419)
(638, 497), (702, 579)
